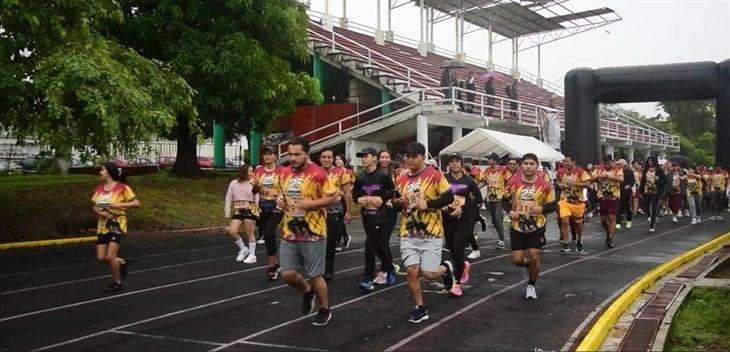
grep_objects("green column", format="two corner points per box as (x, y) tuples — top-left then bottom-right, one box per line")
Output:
(250, 129), (262, 166)
(313, 53), (325, 102)
(381, 88), (392, 116)
(213, 120), (225, 168)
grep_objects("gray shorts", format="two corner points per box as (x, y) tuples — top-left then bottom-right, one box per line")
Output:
(279, 239), (326, 279)
(400, 237), (443, 273)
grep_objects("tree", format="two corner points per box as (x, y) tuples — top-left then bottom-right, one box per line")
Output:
(0, 0), (196, 172)
(659, 101), (715, 141)
(107, 0), (322, 177)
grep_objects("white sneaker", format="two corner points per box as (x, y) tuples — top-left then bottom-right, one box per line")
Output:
(525, 284), (537, 299)
(496, 240), (505, 250)
(256, 238), (265, 244)
(691, 218), (698, 225)
(684, 210), (690, 217)
(236, 250), (249, 262)
(710, 216), (716, 221)
(697, 217), (702, 223)
(672, 216), (678, 223)
(373, 271), (387, 285)
(467, 250), (482, 259)
(718, 216), (724, 221)
(243, 253), (257, 264)
(649, 227), (656, 233)
(677, 212), (684, 218)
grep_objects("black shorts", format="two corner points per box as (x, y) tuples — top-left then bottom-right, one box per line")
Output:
(509, 227), (546, 250)
(97, 232), (124, 245)
(232, 209), (259, 221)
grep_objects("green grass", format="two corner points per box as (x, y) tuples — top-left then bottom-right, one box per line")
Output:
(666, 287), (730, 352)
(0, 172), (235, 243)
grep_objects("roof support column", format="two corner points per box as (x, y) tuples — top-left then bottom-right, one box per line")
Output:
(340, 0), (348, 28)
(486, 23), (494, 70)
(322, 0), (334, 30)
(375, 0), (385, 44)
(537, 44), (543, 87)
(417, 0), (433, 56)
(511, 37), (520, 79)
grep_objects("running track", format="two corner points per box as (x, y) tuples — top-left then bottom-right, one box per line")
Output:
(1, 214), (728, 351)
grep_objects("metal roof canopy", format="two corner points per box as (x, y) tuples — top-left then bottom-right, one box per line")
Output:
(417, 0), (620, 50)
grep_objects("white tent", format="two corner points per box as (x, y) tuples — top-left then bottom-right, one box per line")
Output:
(440, 128), (564, 163)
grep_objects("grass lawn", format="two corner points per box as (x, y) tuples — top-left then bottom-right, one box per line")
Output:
(0, 172), (235, 243)
(666, 287), (730, 352)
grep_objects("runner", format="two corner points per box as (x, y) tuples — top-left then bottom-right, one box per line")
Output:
(631, 160), (644, 216)
(585, 163), (599, 218)
(616, 159), (635, 229)
(666, 162), (687, 223)
(590, 154), (624, 248)
(504, 153), (557, 299)
(254, 145), (285, 280)
(482, 152), (510, 249)
(352, 147), (397, 292)
(640, 156), (666, 233)
(503, 157), (520, 222)
(461, 158), (484, 259)
(276, 136), (338, 326)
(92, 162), (140, 293)
(686, 166), (703, 224)
(709, 164), (729, 221)
(442, 152), (483, 296)
(334, 154), (354, 251)
(225, 165), (259, 264)
(555, 154), (590, 253)
(375, 149), (401, 281)
(392, 142), (456, 323)
(319, 149), (353, 281)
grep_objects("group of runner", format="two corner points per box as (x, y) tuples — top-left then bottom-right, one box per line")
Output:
(90, 136), (730, 326)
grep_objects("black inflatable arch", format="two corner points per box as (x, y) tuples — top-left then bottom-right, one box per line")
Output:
(564, 59), (730, 167)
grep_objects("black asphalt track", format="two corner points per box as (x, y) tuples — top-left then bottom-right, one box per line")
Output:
(1, 213), (728, 351)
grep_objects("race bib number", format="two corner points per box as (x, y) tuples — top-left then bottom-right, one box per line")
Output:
(516, 200), (538, 216)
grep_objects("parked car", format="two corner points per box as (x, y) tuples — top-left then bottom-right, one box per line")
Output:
(197, 156), (213, 168)
(225, 158), (245, 168)
(131, 157), (156, 166)
(156, 156), (176, 168)
(20, 155), (52, 174)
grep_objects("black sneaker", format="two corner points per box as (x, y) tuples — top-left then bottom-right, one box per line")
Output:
(120, 259), (130, 278)
(441, 261), (456, 291)
(560, 243), (571, 254)
(342, 235), (351, 250)
(606, 237), (614, 249)
(104, 281), (123, 293)
(408, 305), (429, 323)
(576, 241), (584, 253)
(302, 290), (317, 315)
(267, 265), (279, 281)
(312, 308), (332, 326)
(323, 272), (334, 281)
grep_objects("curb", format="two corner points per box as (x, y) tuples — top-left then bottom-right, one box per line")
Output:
(0, 227), (226, 251)
(576, 231), (730, 351)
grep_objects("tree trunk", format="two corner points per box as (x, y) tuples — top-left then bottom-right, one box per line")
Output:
(171, 115), (202, 178)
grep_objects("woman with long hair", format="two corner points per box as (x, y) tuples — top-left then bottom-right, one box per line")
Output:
(225, 165), (259, 264)
(373, 149), (400, 282)
(640, 156), (666, 232)
(92, 162), (140, 293)
(334, 154), (354, 251)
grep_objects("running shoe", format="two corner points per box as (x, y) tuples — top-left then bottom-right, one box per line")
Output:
(120, 259), (130, 278)
(625, 221), (632, 229)
(691, 218), (698, 225)
(697, 216), (701, 223)
(718, 216), (724, 221)
(606, 237), (615, 248)
(616, 223), (622, 230)
(450, 283), (463, 297)
(312, 308), (332, 326)
(503, 214), (511, 223)
(408, 305), (429, 323)
(393, 263), (401, 273)
(576, 241), (584, 253)
(342, 235), (352, 250)
(104, 281), (123, 293)
(525, 284), (537, 299)
(236, 249), (249, 263)
(560, 243), (571, 254)
(441, 261), (456, 291)
(496, 240), (505, 250)
(373, 271), (387, 285)
(302, 290), (317, 315)
(267, 265), (280, 281)
(256, 238), (265, 245)
(385, 270), (397, 286)
(460, 261), (471, 285)
(677, 212), (684, 218)
(467, 250), (482, 259)
(243, 253), (257, 264)
(334, 244), (343, 252)
(649, 227), (656, 233)
(323, 272), (334, 281)
(672, 216), (678, 223)
(359, 279), (375, 292)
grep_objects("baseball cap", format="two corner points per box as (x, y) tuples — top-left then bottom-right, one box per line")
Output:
(262, 144), (277, 154)
(356, 147), (378, 158)
(486, 152), (500, 160)
(446, 152), (463, 161)
(405, 142), (426, 156)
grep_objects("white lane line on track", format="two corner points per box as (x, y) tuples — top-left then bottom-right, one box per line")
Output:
(110, 330), (224, 346)
(238, 341), (330, 352)
(383, 225), (692, 352)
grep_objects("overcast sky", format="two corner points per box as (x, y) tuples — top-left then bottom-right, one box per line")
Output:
(307, 0), (730, 117)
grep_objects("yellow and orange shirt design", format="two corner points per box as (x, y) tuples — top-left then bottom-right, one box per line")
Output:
(557, 167), (589, 203)
(325, 166), (353, 212)
(277, 163), (337, 241)
(396, 167), (451, 238)
(91, 183), (136, 234)
(505, 175), (556, 233)
(254, 165), (283, 213)
(483, 166), (510, 202)
(595, 165), (623, 199)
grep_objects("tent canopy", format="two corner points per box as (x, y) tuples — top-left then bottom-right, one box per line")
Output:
(440, 128), (564, 163)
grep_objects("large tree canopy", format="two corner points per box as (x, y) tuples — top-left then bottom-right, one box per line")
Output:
(108, 0), (322, 177)
(0, 0), (195, 163)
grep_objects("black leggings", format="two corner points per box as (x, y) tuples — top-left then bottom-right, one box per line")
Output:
(257, 211), (283, 256)
(364, 222), (393, 279)
(379, 207), (398, 271)
(644, 194), (660, 228)
(325, 212), (344, 275)
(444, 212), (476, 282)
(618, 191), (633, 223)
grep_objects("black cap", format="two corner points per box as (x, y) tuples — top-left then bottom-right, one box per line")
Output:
(262, 144), (277, 154)
(446, 152), (462, 161)
(356, 147), (378, 158)
(405, 142), (426, 156)
(487, 152), (500, 161)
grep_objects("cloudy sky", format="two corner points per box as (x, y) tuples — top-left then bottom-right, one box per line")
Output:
(306, 0), (730, 117)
